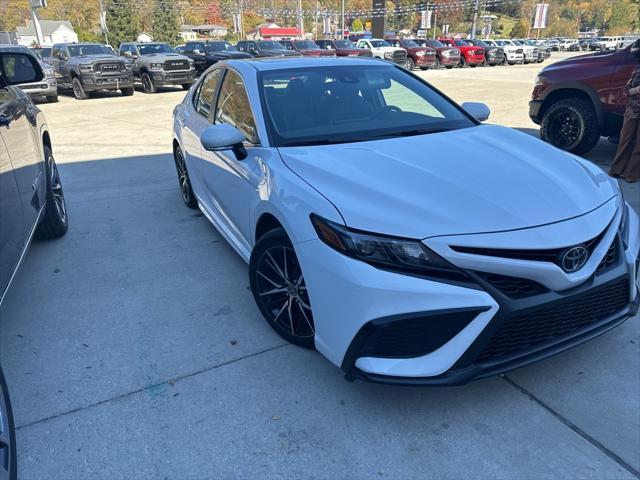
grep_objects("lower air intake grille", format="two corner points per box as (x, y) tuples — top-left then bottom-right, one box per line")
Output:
(476, 278), (629, 364)
(476, 272), (548, 299)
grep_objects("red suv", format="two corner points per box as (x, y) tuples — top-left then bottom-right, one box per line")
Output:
(315, 39), (372, 57)
(530, 46), (635, 154)
(280, 40), (335, 57)
(438, 38), (484, 67)
(388, 38), (437, 70)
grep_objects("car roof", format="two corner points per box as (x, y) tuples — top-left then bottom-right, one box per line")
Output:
(224, 56), (390, 72)
(54, 42), (104, 46)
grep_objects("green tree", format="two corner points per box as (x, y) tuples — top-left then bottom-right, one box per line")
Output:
(509, 18), (529, 37)
(106, 0), (138, 48)
(352, 18), (364, 31)
(152, 0), (180, 45)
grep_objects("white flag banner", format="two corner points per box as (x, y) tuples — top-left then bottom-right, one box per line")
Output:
(420, 10), (432, 29)
(533, 4), (549, 29)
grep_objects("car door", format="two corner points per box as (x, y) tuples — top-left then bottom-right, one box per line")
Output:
(0, 73), (44, 239)
(0, 125), (24, 302)
(200, 68), (267, 251)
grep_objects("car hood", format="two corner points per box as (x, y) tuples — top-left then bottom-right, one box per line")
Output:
(298, 49), (334, 56)
(278, 125), (617, 239)
(261, 49), (301, 57)
(141, 53), (189, 61)
(373, 46), (401, 52)
(71, 54), (122, 63)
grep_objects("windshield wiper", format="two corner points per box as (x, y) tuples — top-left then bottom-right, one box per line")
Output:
(278, 138), (357, 147)
(368, 128), (451, 140)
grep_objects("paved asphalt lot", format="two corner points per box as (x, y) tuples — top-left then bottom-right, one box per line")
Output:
(0, 52), (638, 479)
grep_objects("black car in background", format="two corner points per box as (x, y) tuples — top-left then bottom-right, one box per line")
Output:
(464, 39), (505, 66)
(0, 47), (69, 480)
(236, 40), (303, 58)
(181, 41), (251, 75)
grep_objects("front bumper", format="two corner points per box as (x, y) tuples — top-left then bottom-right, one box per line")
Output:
(529, 99), (544, 124)
(150, 69), (196, 86)
(297, 202), (639, 386)
(80, 73), (134, 91)
(20, 77), (57, 96)
(465, 53), (485, 65)
(505, 52), (524, 62)
(415, 55), (436, 66)
(439, 55), (460, 66)
(486, 53), (506, 65)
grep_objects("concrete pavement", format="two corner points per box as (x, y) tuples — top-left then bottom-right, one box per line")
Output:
(0, 52), (638, 479)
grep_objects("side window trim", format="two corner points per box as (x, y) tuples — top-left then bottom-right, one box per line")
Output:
(193, 67), (224, 120)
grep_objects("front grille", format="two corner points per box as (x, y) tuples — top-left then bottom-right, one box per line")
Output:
(393, 50), (407, 60)
(596, 240), (618, 274)
(451, 228), (608, 271)
(476, 278), (630, 363)
(476, 272), (548, 299)
(164, 59), (189, 71)
(359, 309), (484, 358)
(96, 62), (123, 73)
(425, 51), (436, 56)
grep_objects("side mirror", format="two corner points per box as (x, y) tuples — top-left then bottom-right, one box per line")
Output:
(123, 51), (133, 58)
(193, 49), (205, 56)
(462, 102), (491, 122)
(56, 52), (67, 61)
(0, 52), (44, 87)
(201, 124), (248, 161)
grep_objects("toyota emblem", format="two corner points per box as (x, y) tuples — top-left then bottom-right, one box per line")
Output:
(560, 245), (589, 273)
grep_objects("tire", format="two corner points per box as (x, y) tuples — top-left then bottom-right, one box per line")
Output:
(470, 63), (477, 68)
(173, 146), (198, 209)
(405, 58), (415, 70)
(433, 57), (441, 69)
(35, 146), (68, 239)
(540, 97), (601, 155)
(71, 77), (88, 100)
(250, 228), (315, 349)
(46, 94), (59, 103)
(141, 72), (156, 94)
(0, 365), (16, 480)
(458, 56), (467, 68)
(445, 65), (453, 69)
(121, 86), (134, 96)
(181, 83), (192, 90)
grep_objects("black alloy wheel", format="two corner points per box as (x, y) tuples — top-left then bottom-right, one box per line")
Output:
(46, 94), (59, 103)
(0, 365), (16, 480)
(36, 146), (68, 239)
(458, 56), (467, 68)
(405, 58), (415, 70)
(250, 228), (315, 349)
(141, 72), (156, 94)
(71, 77), (88, 100)
(540, 98), (600, 155)
(173, 146), (198, 209)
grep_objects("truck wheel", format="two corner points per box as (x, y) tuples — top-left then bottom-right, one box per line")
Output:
(445, 65), (453, 69)
(433, 58), (441, 69)
(458, 56), (467, 68)
(46, 94), (59, 103)
(181, 83), (192, 90)
(404, 58), (415, 70)
(121, 87), (134, 96)
(141, 72), (156, 94)
(72, 77), (88, 100)
(540, 98), (600, 155)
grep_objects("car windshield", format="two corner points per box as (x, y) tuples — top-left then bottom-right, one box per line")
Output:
(334, 40), (354, 48)
(494, 40), (509, 46)
(294, 41), (319, 49)
(426, 40), (445, 48)
(138, 43), (174, 55)
(260, 65), (474, 147)
(470, 40), (488, 47)
(370, 40), (391, 47)
(402, 40), (420, 48)
(205, 42), (237, 52)
(68, 44), (113, 56)
(32, 47), (52, 59)
(454, 40), (468, 46)
(259, 41), (285, 50)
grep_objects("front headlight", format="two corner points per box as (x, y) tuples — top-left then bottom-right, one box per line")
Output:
(43, 67), (55, 77)
(619, 193), (629, 247)
(442, 50), (451, 57)
(79, 65), (93, 72)
(384, 52), (393, 59)
(416, 51), (426, 57)
(534, 74), (546, 86)
(150, 63), (163, 70)
(310, 215), (465, 278)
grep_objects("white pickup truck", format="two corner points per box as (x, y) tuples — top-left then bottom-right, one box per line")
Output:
(593, 36), (624, 51)
(486, 40), (524, 65)
(356, 39), (407, 65)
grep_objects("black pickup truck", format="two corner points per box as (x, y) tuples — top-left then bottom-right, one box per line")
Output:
(48, 42), (134, 99)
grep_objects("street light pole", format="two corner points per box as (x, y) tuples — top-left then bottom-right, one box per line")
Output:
(470, 0), (480, 39)
(341, 0), (345, 39)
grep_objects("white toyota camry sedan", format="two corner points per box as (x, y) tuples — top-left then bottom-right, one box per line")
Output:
(172, 57), (639, 385)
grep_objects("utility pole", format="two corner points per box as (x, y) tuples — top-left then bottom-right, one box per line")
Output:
(470, 0), (480, 39)
(298, 0), (304, 37)
(28, 0), (46, 47)
(341, 0), (345, 39)
(98, 0), (109, 45)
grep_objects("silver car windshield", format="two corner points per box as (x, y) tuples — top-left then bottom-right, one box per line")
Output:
(68, 44), (112, 56)
(260, 65), (474, 147)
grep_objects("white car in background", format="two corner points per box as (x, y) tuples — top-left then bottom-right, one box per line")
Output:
(171, 57), (640, 385)
(508, 39), (539, 63)
(356, 39), (407, 65)
(486, 39), (524, 65)
(594, 36), (624, 51)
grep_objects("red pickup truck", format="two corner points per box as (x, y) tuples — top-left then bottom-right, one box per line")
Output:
(438, 38), (485, 67)
(530, 45), (636, 154)
(388, 38), (437, 70)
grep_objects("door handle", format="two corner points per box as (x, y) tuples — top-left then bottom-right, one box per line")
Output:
(0, 114), (11, 127)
